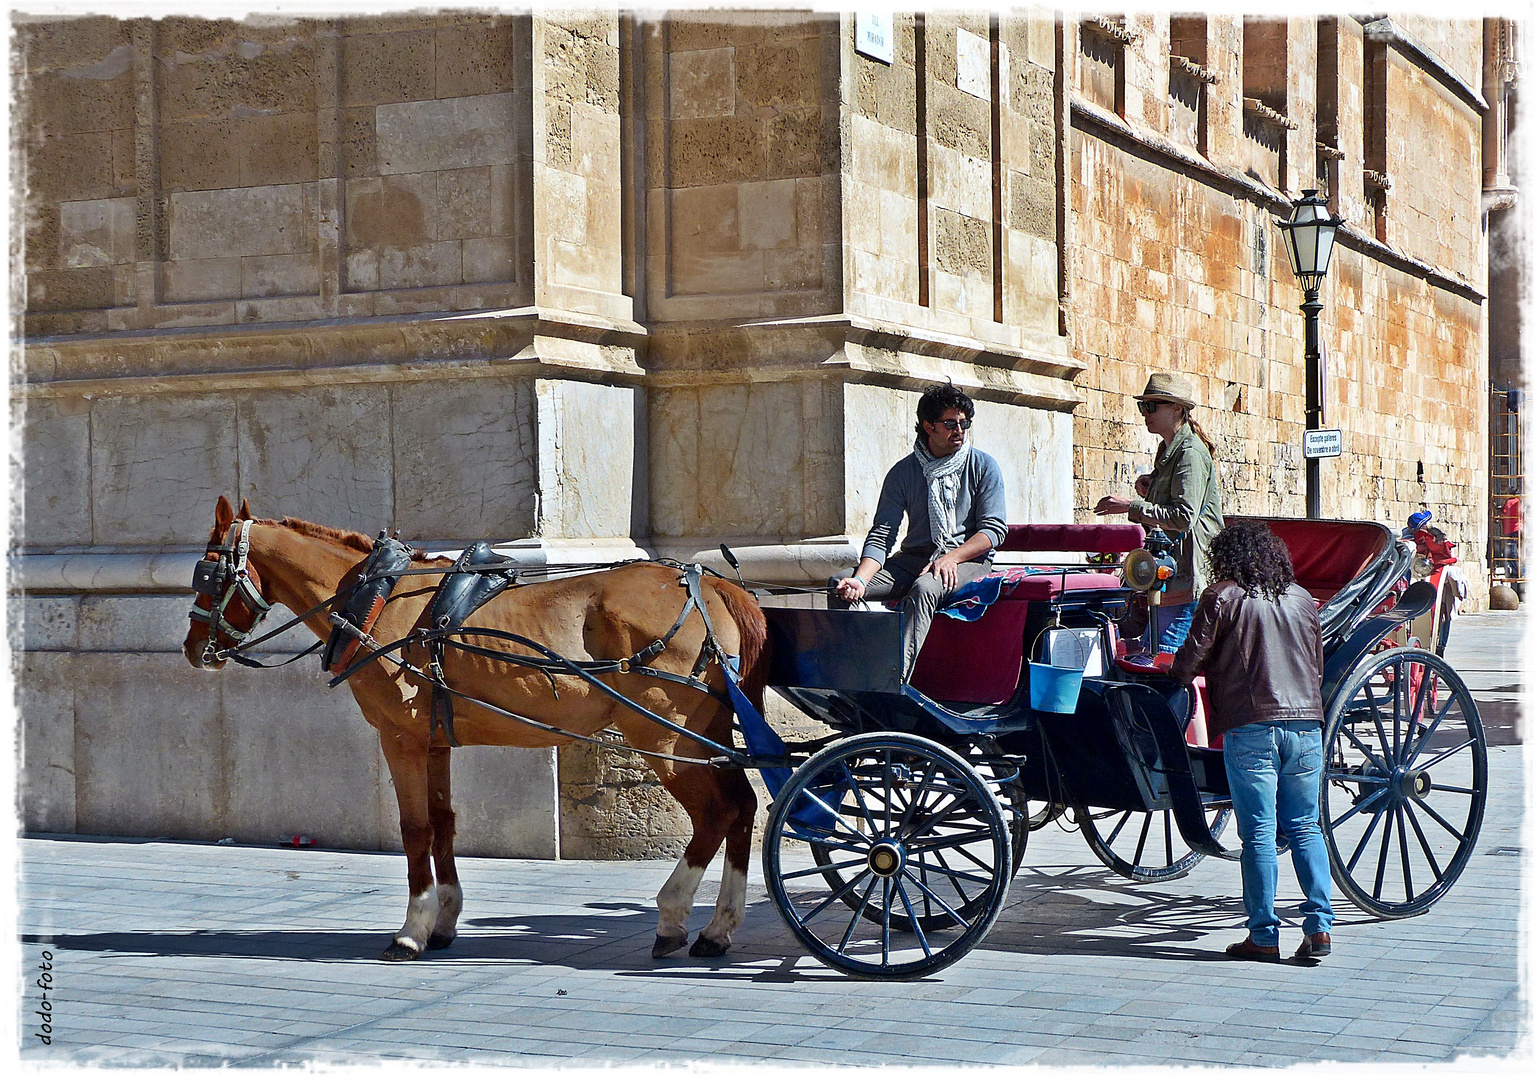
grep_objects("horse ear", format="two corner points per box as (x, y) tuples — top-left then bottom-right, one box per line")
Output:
(215, 495), (235, 530)
(238, 497), (253, 519)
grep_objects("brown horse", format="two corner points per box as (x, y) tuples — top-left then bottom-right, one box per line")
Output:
(182, 496), (767, 961)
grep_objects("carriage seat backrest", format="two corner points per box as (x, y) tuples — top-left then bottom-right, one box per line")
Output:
(998, 522), (1147, 554)
(907, 523), (1138, 706)
(1249, 519), (1389, 603)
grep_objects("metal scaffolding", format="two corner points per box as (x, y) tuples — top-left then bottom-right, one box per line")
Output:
(1489, 385), (1524, 591)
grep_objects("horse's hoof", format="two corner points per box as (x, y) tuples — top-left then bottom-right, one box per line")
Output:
(380, 941), (421, 962)
(426, 932), (455, 951)
(652, 933), (689, 958)
(689, 934), (730, 958)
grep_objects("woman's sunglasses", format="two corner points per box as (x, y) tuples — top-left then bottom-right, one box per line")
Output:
(1137, 400), (1170, 415)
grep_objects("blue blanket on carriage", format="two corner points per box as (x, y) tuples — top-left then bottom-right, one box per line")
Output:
(936, 567), (1058, 621)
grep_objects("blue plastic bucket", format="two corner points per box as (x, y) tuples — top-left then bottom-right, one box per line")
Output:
(1028, 662), (1084, 713)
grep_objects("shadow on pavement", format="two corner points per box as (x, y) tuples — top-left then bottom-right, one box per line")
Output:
(20, 861), (1355, 973)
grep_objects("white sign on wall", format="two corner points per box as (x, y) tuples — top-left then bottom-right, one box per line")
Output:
(1303, 428), (1343, 459)
(855, 13), (894, 64)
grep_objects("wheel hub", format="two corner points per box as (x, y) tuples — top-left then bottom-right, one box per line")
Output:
(867, 840), (905, 878)
(1396, 768), (1432, 799)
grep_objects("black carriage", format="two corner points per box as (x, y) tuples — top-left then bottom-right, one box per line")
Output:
(755, 519), (1487, 979)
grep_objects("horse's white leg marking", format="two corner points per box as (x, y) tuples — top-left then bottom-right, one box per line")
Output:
(395, 887), (440, 953)
(433, 883), (463, 942)
(656, 857), (706, 940)
(700, 862), (747, 946)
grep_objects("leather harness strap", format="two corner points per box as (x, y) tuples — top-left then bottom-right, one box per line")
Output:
(189, 520), (274, 665)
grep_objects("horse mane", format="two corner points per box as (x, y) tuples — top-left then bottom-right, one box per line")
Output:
(706, 578), (771, 709)
(270, 517), (443, 563)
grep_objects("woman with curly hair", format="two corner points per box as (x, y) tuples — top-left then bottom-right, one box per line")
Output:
(1172, 520), (1334, 964)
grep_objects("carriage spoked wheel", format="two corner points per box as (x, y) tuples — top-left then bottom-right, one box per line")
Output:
(805, 747), (1030, 915)
(762, 732), (1011, 979)
(1322, 647), (1486, 918)
(1077, 805), (1232, 882)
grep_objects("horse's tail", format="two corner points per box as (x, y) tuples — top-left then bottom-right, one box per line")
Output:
(708, 578), (771, 711)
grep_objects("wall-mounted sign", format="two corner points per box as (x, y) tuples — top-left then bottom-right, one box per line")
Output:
(855, 13), (893, 64)
(1303, 428), (1343, 459)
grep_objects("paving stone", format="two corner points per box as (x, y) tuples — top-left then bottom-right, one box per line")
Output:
(17, 713), (1524, 1067)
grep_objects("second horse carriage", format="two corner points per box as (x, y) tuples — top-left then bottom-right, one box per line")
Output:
(185, 502), (1485, 980)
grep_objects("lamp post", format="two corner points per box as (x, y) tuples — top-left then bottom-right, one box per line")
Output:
(1275, 190), (1344, 519)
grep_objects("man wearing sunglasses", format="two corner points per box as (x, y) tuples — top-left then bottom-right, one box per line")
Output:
(834, 383), (1007, 679)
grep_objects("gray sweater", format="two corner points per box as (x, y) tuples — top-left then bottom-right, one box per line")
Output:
(860, 449), (1008, 565)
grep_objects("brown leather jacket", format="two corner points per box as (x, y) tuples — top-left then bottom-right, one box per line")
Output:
(1170, 581), (1325, 739)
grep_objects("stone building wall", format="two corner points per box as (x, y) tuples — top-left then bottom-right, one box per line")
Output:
(15, 9), (1082, 857)
(1066, 13), (1491, 606)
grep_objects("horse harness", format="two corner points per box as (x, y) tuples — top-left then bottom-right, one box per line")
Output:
(191, 528), (790, 771)
(321, 536), (739, 749)
(189, 519), (275, 667)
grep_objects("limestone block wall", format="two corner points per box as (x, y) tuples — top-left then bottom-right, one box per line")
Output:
(844, 12), (1061, 344)
(20, 17), (137, 317)
(1067, 13), (1490, 605)
(642, 11), (839, 321)
(1382, 51), (1482, 272)
(534, 13), (626, 318)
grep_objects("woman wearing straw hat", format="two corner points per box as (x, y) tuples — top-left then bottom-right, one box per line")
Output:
(1094, 372), (1224, 652)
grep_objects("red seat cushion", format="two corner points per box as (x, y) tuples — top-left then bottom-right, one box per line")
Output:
(998, 571), (1123, 600)
(907, 571), (1125, 705)
(909, 598), (1032, 705)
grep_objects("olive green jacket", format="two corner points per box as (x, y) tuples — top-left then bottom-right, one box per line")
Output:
(1129, 423), (1224, 605)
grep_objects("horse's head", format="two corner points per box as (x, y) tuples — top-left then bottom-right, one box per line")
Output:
(183, 495), (275, 670)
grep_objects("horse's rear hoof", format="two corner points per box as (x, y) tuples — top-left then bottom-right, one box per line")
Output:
(381, 941), (421, 962)
(652, 933), (689, 958)
(426, 932), (455, 951)
(689, 934), (730, 958)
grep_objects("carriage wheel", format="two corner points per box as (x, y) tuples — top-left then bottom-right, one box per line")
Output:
(763, 732), (1011, 979)
(1322, 647), (1485, 918)
(1078, 805), (1232, 882)
(810, 749), (1030, 910)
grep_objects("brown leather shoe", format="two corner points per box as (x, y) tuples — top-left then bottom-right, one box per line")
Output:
(1225, 937), (1281, 962)
(1294, 932), (1331, 960)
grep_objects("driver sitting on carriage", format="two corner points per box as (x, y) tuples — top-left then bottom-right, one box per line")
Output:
(832, 383), (1007, 680)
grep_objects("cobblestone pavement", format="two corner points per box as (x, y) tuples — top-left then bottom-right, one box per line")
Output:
(17, 615), (1530, 1067)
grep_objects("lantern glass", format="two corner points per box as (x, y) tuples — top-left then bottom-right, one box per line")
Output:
(1278, 191), (1339, 292)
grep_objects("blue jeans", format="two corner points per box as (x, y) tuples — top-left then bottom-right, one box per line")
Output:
(1154, 601), (1196, 651)
(1223, 721), (1335, 947)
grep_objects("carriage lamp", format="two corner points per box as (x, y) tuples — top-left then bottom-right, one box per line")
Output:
(1275, 190), (1344, 519)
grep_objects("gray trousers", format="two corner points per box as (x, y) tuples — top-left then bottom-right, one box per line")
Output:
(853, 551), (993, 679)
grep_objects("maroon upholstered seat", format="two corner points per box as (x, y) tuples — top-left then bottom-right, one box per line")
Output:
(906, 522), (1137, 705)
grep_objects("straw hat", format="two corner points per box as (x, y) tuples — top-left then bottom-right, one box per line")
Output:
(1134, 372), (1197, 409)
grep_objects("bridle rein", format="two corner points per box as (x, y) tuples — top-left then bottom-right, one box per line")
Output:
(189, 519), (274, 666)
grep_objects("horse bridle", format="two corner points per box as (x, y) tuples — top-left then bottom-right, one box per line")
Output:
(189, 519), (273, 665)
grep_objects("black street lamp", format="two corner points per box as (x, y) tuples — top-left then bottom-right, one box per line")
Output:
(1275, 190), (1344, 519)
